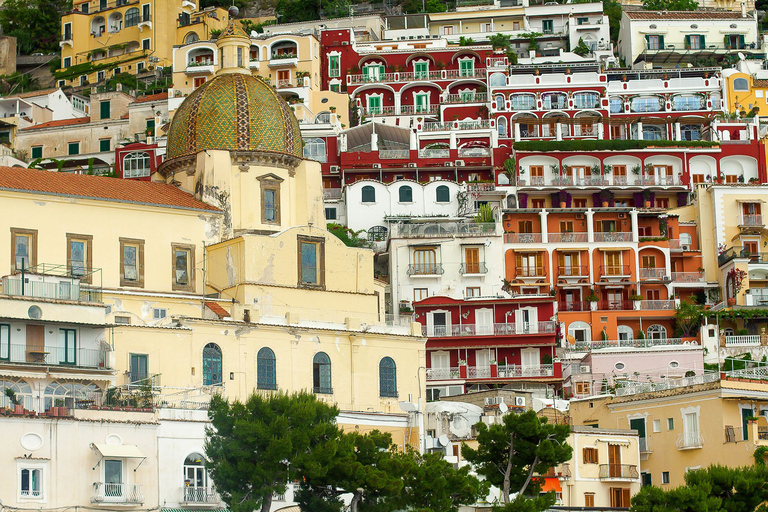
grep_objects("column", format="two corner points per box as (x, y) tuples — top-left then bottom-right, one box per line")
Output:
(635, 121), (643, 140)
(598, 122), (604, 139)
(585, 209), (595, 243)
(629, 209), (639, 243)
(514, 123), (521, 142)
(394, 92), (402, 115)
(675, 122), (681, 141)
(449, 132), (457, 149)
(556, 122), (563, 141)
(539, 210), (549, 243)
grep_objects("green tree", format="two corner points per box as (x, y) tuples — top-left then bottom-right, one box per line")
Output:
(573, 37), (590, 57)
(401, 0), (447, 13)
(462, 410), (572, 504)
(643, 0), (698, 9)
(488, 33), (512, 51)
(602, 0), (622, 43)
(322, 0), (352, 18)
(0, 0), (72, 54)
(327, 223), (370, 248)
(674, 300), (702, 337)
(204, 392), (341, 512)
(274, 0), (321, 22)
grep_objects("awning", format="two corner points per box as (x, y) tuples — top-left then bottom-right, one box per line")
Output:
(48, 372), (115, 382)
(162, 509), (228, 512)
(540, 477), (562, 493)
(0, 369), (45, 380)
(92, 443), (145, 458)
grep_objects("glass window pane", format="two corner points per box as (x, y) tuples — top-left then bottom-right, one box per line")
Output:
(15, 235), (30, 270)
(123, 246), (137, 280)
(175, 250), (189, 285)
(301, 243), (317, 284)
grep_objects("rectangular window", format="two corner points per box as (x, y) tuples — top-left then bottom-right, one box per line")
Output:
(325, 207), (337, 220)
(99, 138), (110, 152)
(0, 324), (9, 360)
(330, 83), (340, 93)
(237, 47), (243, 67)
(531, 198), (545, 209)
(653, 419), (661, 432)
(114, 316), (131, 325)
(137, 62), (145, 72)
(518, 220), (533, 233)
(584, 494), (595, 507)
(172, 243), (195, 291)
(99, 100), (110, 120)
(367, 95), (382, 114)
(20, 468), (42, 498)
(575, 381), (591, 394)
(583, 447), (598, 463)
(662, 471), (670, 484)
(610, 488), (631, 507)
(542, 19), (554, 34)
(142, 38), (150, 50)
(577, 17), (589, 25)
(412, 247), (437, 275)
(573, 198), (587, 208)
(443, 25), (454, 35)
(646, 34), (664, 50)
(31, 146), (43, 159)
(466, 286), (480, 297)
(119, 238), (144, 287)
(459, 59), (474, 77)
(68, 142), (80, 155)
(153, 308), (166, 319)
(63, 56), (71, 68)
(260, 179), (281, 224)
(464, 247), (481, 274)
(656, 197), (669, 208)
(130, 353), (148, 383)
(298, 235), (325, 288)
(59, 329), (76, 364)
(414, 288), (428, 301)
(66, 233), (92, 282)
(667, 418), (674, 430)
(414, 61), (428, 79)
(11, 228), (37, 271)
(329, 54), (340, 77)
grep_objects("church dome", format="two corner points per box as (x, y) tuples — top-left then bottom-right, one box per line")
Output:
(165, 72), (303, 161)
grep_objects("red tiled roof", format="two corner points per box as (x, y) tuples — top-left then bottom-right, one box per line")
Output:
(205, 302), (231, 318)
(625, 10), (747, 19)
(132, 92), (168, 104)
(22, 117), (90, 130)
(0, 167), (220, 212)
(4, 88), (58, 99)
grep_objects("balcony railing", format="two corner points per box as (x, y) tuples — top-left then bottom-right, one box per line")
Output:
(393, 222), (497, 238)
(504, 233), (542, 243)
(182, 487), (220, 504)
(322, 188), (341, 199)
(347, 68), (486, 84)
(445, 92), (488, 104)
(597, 300), (634, 310)
(426, 367), (460, 380)
(460, 262), (488, 274)
(599, 265), (631, 276)
(379, 149), (410, 159)
(516, 266), (545, 277)
(558, 265), (589, 277)
(424, 321), (556, 337)
(548, 232), (588, 243)
(639, 300), (676, 310)
(458, 147), (492, 158)
(422, 120), (493, 132)
(594, 232), (632, 242)
(407, 263), (444, 276)
(639, 437), (652, 453)
(498, 364), (555, 378)
(2, 274), (102, 302)
(399, 104), (439, 115)
(724, 335), (761, 346)
(742, 214), (764, 226)
(672, 271), (705, 282)
(574, 337), (684, 350)
(92, 483), (144, 504)
(640, 268), (667, 280)
(1, 343), (110, 368)
(598, 464), (639, 480)
(419, 148), (450, 158)
(558, 301), (590, 312)
(676, 433), (704, 450)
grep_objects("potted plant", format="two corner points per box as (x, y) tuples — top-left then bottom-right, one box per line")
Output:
(586, 289), (599, 302)
(642, 189), (652, 208)
(5, 388), (23, 415)
(557, 190), (569, 208)
(591, 163), (601, 176)
(603, 164), (612, 175)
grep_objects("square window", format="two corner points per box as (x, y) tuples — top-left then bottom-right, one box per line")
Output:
(11, 228), (37, 272)
(68, 142), (80, 155)
(19, 467), (42, 499)
(466, 286), (480, 297)
(653, 419), (661, 432)
(325, 207), (337, 220)
(582, 447), (598, 463)
(667, 418), (674, 430)
(414, 288), (428, 301)
(31, 146), (43, 159)
(120, 238), (145, 288)
(662, 471), (670, 484)
(137, 62), (145, 72)
(153, 308), (166, 319)
(172, 243), (195, 291)
(99, 138), (110, 152)
(298, 235), (325, 288)
(63, 57), (71, 67)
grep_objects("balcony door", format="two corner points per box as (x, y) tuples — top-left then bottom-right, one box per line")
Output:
(475, 308), (493, 335)
(475, 349), (491, 378)
(515, 307), (538, 334)
(104, 459), (123, 498)
(429, 311), (449, 337)
(26, 324), (44, 363)
(630, 417), (647, 452)
(521, 348), (540, 375)
(184, 453), (208, 502)
(608, 443), (621, 477)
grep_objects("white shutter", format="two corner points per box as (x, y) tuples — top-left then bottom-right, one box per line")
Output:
(475, 309), (493, 335)
(514, 309), (524, 334)
(431, 351), (449, 368)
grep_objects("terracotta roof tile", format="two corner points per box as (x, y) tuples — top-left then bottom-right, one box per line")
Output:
(132, 92), (168, 104)
(22, 117), (90, 130)
(205, 302), (231, 318)
(3, 88), (58, 99)
(0, 167), (220, 212)
(753, 79), (768, 87)
(625, 10), (748, 20)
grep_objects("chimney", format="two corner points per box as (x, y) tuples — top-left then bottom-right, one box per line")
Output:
(742, 1), (746, 17)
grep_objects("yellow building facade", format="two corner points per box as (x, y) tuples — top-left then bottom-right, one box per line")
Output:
(1, 13), (425, 448)
(57, 1), (229, 88)
(723, 69), (768, 116)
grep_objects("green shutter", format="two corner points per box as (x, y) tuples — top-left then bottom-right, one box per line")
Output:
(100, 139), (110, 152)
(100, 100), (110, 120)
(31, 146), (42, 159)
(645, 34), (650, 49)
(739, 35), (745, 48)
(658, 35), (665, 49)
(700, 35), (705, 47)
(68, 142), (79, 155)
(684, 35), (690, 49)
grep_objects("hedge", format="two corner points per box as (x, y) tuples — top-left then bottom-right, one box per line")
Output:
(54, 51), (149, 81)
(512, 139), (720, 152)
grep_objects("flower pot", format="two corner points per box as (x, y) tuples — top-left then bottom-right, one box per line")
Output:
(13, 404), (23, 414)
(644, 200), (651, 208)
(559, 201), (567, 208)
(602, 201), (609, 207)
(728, 297), (736, 306)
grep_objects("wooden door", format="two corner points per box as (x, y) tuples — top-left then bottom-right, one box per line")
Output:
(465, 247), (480, 274)
(26, 324), (44, 363)
(608, 444), (621, 477)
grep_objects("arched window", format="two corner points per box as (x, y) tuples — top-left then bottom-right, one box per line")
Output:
(367, 226), (388, 241)
(202, 343), (222, 386)
(44, 381), (99, 411)
(495, 94), (505, 111)
(315, 111), (331, 124)
(257, 347), (276, 390)
(183, 453), (208, 501)
(313, 352), (332, 394)
(184, 32), (200, 44)
(361, 185), (376, 203)
(379, 357), (397, 397)
(124, 7), (140, 27)
(435, 185), (450, 203)
(647, 324), (667, 340)
(303, 138), (326, 162)
(489, 72), (506, 87)
(1, 378), (32, 408)
(642, 125), (663, 141)
(123, 151), (151, 178)
(399, 185), (413, 203)
(681, 124), (701, 141)
(680, 232), (692, 246)
(733, 77), (749, 91)
(617, 325), (634, 342)
(567, 321), (591, 344)
(498, 116), (508, 138)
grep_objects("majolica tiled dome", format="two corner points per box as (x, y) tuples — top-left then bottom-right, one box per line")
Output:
(166, 73), (303, 161)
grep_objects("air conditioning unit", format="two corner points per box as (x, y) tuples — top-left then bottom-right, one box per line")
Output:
(663, 275), (671, 281)
(329, 165), (340, 174)
(444, 162), (453, 167)
(618, 212), (626, 219)
(408, 163), (417, 168)
(515, 396), (525, 407)
(484, 397), (494, 405)
(580, 365), (591, 373)
(681, 244), (691, 251)
(373, 163), (381, 169)
(341, 41), (349, 45)
(455, 160), (465, 166)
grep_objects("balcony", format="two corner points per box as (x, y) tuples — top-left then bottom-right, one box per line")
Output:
(598, 300), (634, 311)
(516, 266), (545, 278)
(640, 268), (667, 281)
(426, 367), (460, 380)
(322, 188), (341, 200)
(639, 437), (653, 453)
(422, 120), (494, 132)
(268, 54), (298, 68)
(598, 464), (639, 480)
(558, 301), (590, 312)
(460, 262), (488, 274)
(718, 246), (768, 266)
(185, 61), (214, 74)
(741, 214), (764, 227)
(639, 300), (676, 310)
(746, 288), (768, 307)
(346, 68), (486, 85)
(548, 232), (588, 243)
(1, 343), (110, 369)
(2, 265), (102, 302)
(599, 265), (631, 277)
(504, 233), (542, 243)
(419, 148), (450, 159)
(426, 364), (556, 380)
(181, 487), (221, 505)
(445, 92), (488, 104)
(466, 182), (496, 193)
(671, 271), (704, 283)
(558, 266), (589, 277)
(92, 483), (144, 504)
(407, 263), (444, 276)
(724, 335), (761, 347)
(676, 433), (703, 450)
(399, 104), (440, 116)
(379, 149), (409, 159)
(392, 222), (497, 238)
(458, 147), (492, 158)
(594, 232), (632, 242)
(424, 321), (557, 338)
(574, 337), (685, 350)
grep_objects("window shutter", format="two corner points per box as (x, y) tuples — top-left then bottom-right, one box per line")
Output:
(582, 448), (588, 464)
(700, 35), (706, 47)
(558, 253), (565, 267)
(622, 489), (631, 507)
(644, 34), (650, 48)
(739, 35), (745, 48)
(684, 35), (690, 48)
(659, 35), (665, 49)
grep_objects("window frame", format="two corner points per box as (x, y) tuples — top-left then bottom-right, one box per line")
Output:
(129, 353), (148, 384)
(68, 141), (80, 155)
(583, 446), (598, 464)
(119, 237), (145, 288)
(11, 228), (38, 272)
(435, 185), (450, 203)
(257, 347), (277, 390)
(361, 185), (376, 203)
(379, 357), (397, 398)
(259, 175), (282, 225)
(99, 138), (111, 152)
(313, 351), (332, 394)
(171, 243), (195, 292)
(398, 185), (413, 203)
(328, 54), (340, 77)
(66, 232), (93, 283)
(297, 235), (325, 289)
(202, 343), (222, 386)
(31, 146), (43, 159)
(18, 465), (44, 500)
(123, 151), (151, 178)
(99, 100), (110, 120)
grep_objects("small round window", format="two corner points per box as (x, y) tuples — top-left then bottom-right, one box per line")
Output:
(28, 305), (42, 319)
(669, 361), (679, 368)
(614, 362), (625, 370)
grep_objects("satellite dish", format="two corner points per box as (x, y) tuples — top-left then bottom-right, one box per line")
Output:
(499, 402), (509, 414)
(566, 335), (576, 345)
(738, 52), (746, 61)
(438, 435), (450, 447)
